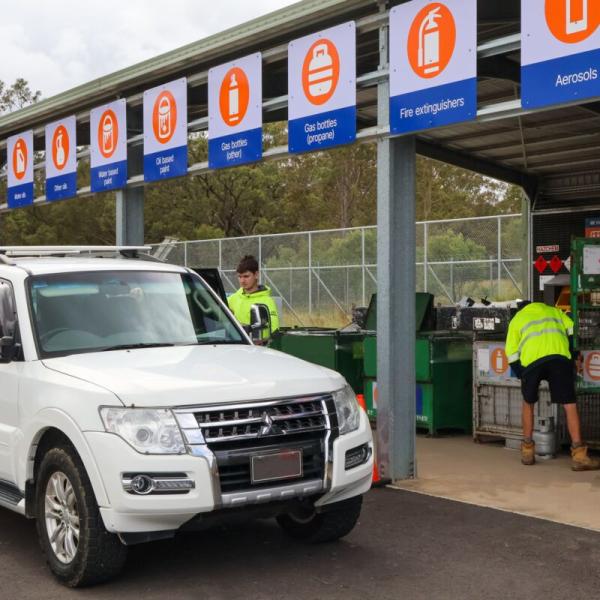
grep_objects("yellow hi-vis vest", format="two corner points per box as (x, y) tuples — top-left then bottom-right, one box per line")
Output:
(505, 303), (574, 368)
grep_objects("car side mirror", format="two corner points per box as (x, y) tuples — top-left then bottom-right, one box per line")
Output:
(0, 335), (19, 364)
(249, 304), (271, 342)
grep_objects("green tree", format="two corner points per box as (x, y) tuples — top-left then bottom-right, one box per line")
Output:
(0, 78), (41, 114)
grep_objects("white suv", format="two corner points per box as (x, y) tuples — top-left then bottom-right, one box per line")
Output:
(0, 248), (373, 586)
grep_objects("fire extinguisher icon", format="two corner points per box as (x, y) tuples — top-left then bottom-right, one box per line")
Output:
(418, 6), (443, 75)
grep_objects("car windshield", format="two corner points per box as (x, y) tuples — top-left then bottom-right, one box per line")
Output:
(28, 270), (245, 357)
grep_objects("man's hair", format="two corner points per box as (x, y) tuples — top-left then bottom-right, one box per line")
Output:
(237, 255), (259, 274)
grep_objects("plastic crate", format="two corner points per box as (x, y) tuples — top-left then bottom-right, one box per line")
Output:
(473, 383), (556, 441)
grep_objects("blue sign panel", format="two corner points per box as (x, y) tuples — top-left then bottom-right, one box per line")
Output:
(7, 130), (34, 208)
(288, 22), (356, 154)
(45, 116), (77, 202)
(389, 0), (477, 135)
(522, 0), (600, 109)
(90, 99), (128, 192)
(143, 78), (188, 182)
(208, 53), (262, 169)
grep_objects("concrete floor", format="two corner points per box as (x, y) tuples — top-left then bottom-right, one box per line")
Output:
(2, 488), (600, 599)
(393, 435), (600, 531)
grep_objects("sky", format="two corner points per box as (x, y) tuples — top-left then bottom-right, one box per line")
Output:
(0, 0), (298, 100)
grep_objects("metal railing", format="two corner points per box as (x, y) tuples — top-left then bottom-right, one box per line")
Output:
(150, 213), (525, 325)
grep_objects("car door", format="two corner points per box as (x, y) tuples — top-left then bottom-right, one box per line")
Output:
(0, 279), (21, 483)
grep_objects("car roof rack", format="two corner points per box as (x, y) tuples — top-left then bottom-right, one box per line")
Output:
(0, 246), (160, 261)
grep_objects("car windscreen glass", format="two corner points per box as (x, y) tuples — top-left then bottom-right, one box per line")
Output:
(28, 270), (245, 357)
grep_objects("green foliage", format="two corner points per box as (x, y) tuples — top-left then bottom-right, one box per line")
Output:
(0, 78), (41, 114)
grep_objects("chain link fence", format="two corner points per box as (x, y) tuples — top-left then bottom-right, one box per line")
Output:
(150, 214), (525, 326)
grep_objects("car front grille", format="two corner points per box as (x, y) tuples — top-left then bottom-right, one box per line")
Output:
(178, 394), (338, 496)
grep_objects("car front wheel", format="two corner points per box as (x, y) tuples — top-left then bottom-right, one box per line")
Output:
(35, 446), (127, 587)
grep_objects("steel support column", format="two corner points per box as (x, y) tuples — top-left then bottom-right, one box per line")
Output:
(376, 12), (417, 481)
(116, 188), (144, 246)
(116, 106), (144, 245)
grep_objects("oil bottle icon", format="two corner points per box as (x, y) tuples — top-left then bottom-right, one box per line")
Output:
(418, 6), (442, 75)
(55, 131), (66, 168)
(308, 43), (334, 97)
(566, 0), (588, 35)
(158, 96), (172, 140)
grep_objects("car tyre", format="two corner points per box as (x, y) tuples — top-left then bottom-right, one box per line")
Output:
(276, 495), (362, 543)
(35, 446), (127, 587)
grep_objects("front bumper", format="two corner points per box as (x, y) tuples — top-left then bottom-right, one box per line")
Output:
(85, 410), (373, 536)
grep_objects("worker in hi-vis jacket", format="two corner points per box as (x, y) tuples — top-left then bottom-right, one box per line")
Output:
(506, 301), (599, 471)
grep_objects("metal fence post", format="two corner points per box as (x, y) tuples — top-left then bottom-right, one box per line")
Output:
(218, 239), (222, 272)
(258, 235), (263, 270)
(184, 241), (188, 267)
(424, 222), (429, 292)
(450, 257), (454, 302)
(497, 216), (502, 297)
(361, 227), (366, 306)
(308, 231), (313, 314)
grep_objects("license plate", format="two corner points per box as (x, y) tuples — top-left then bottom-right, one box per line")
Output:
(251, 450), (303, 484)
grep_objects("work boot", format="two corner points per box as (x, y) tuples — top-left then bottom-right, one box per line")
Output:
(521, 440), (535, 465)
(571, 445), (600, 471)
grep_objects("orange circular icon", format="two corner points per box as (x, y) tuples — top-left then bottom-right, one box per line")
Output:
(491, 348), (509, 375)
(12, 138), (27, 180)
(545, 0), (600, 44)
(585, 351), (600, 382)
(98, 109), (118, 159)
(407, 2), (456, 79)
(152, 90), (177, 144)
(302, 38), (340, 106)
(219, 67), (250, 127)
(52, 125), (70, 171)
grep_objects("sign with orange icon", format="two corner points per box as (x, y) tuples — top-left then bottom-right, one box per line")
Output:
(143, 77), (188, 182)
(208, 53), (262, 169)
(389, 0), (477, 134)
(288, 22), (356, 153)
(45, 116), (77, 201)
(7, 130), (34, 208)
(522, 0), (600, 108)
(90, 99), (127, 192)
(583, 351), (600, 384)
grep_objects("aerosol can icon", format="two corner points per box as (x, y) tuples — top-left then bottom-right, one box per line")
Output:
(418, 6), (442, 75)
(566, 0), (588, 35)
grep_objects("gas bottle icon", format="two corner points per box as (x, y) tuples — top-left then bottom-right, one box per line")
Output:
(158, 96), (172, 140)
(418, 6), (442, 74)
(228, 73), (240, 123)
(102, 114), (114, 155)
(308, 43), (334, 97)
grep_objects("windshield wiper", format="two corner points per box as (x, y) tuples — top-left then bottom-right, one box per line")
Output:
(101, 342), (176, 352)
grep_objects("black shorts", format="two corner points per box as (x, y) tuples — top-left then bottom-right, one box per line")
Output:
(521, 357), (576, 405)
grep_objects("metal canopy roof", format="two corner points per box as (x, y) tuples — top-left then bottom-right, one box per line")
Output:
(0, 0), (599, 211)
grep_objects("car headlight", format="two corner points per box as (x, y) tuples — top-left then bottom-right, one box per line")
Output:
(333, 385), (361, 435)
(100, 408), (186, 454)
